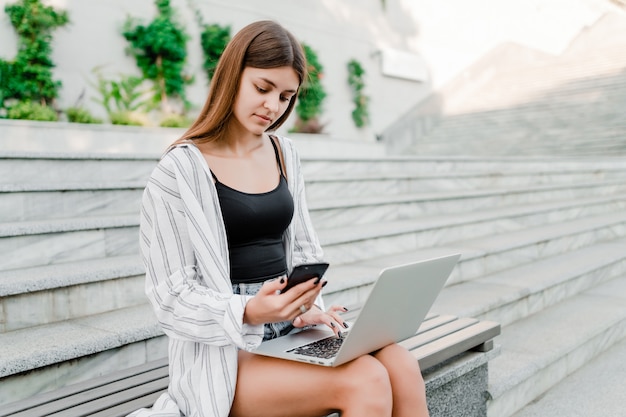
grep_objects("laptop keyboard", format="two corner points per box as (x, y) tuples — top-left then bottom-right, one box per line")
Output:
(287, 336), (344, 359)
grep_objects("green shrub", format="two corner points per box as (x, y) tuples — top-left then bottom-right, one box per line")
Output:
(7, 101), (58, 121)
(66, 106), (103, 124)
(110, 111), (144, 126)
(122, 0), (191, 112)
(200, 23), (230, 82)
(347, 59), (369, 128)
(294, 43), (326, 133)
(0, 0), (69, 109)
(159, 113), (191, 128)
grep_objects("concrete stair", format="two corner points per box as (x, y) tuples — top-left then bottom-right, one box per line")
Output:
(1, 144), (626, 417)
(387, 11), (626, 156)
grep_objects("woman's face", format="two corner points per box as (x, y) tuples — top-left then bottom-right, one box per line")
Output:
(232, 66), (300, 137)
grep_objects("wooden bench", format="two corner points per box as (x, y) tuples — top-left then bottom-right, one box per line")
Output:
(1, 312), (500, 417)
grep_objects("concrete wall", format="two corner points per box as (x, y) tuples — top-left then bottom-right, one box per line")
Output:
(0, 0), (617, 142)
(0, 0), (435, 142)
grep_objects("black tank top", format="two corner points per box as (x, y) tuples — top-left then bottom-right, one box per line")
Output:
(211, 138), (294, 284)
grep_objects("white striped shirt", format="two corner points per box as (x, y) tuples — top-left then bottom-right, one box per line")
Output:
(128, 136), (325, 417)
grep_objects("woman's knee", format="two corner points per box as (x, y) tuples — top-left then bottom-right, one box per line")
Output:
(378, 344), (422, 372)
(338, 355), (393, 412)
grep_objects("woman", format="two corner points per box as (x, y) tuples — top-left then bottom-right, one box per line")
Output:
(131, 20), (429, 417)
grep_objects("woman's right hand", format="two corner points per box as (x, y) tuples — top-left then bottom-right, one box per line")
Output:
(243, 276), (324, 326)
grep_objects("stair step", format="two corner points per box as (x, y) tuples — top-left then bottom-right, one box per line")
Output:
(301, 155), (626, 177)
(431, 240), (626, 325)
(487, 274), (626, 417)
(0, 216), (138, 271)
(510, 335), (626, 417)
(309, 178), (626, 228)
(0, 255), (144, 332)
(0, 186), (144, 222)
(0, 304), (160, 379)
(0, 304), (166, 406)
(324, 230), (626, 311)
(0, 153), (157, 185)
(320, 201), (626, 265)
(305, 167), (626, 199)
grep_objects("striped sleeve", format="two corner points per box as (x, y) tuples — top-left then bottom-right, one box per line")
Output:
(139, 150), (264, 350)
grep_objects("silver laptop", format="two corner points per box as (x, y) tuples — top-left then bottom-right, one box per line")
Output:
(252, 253), (460, 367)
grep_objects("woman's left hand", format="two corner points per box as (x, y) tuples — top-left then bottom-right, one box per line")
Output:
(292, 305), (349, 337)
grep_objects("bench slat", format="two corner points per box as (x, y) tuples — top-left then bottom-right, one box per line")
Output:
(0, 358), (168, 417)
(400, 317), (480, 351)
(412, 320), (501, 370)
(10, 368), (169, 417)
(88, 391), (166, 417)
(415, 314), (458, 334)
(45, 377), (169, 417)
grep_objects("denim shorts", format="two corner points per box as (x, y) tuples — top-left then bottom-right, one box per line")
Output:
(232, 280), (295, 341)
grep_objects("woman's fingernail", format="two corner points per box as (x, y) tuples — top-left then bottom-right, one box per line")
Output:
(342, 306), (349, 311)
(322, 281), (328, 288)
(314, 277), (321, 285)
(331, 322), (336, 328)
(280, 277), (285, 284)
(343, 322), (349, 328)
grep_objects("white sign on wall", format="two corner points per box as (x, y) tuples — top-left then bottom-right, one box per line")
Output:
(380, 48), (430, 83)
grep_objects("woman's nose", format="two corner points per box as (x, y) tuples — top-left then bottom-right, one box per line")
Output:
(264, 95), (280, 112)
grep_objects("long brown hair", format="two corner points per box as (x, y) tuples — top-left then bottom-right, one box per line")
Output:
(175, 20), (307, 145)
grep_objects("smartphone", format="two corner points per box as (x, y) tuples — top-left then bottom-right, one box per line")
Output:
(281, 262), (329, 293)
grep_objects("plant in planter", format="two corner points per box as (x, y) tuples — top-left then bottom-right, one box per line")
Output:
(347, 59), (369, 128)
(200, 23), (231, 83)
(293, 43), (326, 133)
(91, 69), (152, 126)
(65, 106), (103, 124)
(187, 3), (230, 84)
(7, 100), (58, 121)
(122, 0), (192, 117)
(0, 0), (68, 116)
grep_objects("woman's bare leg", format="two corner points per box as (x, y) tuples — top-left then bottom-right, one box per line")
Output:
(230, 350), (393, 417)
(373, 343), (430, 417)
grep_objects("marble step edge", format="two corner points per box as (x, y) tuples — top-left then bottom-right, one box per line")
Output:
(3, 167), (626, 194)
(431, 115), (626, 132)
(455, 93), (626, 115)
(324, 239), (626, 317)
(0, 255), (142, 297)
(475, 68), (626, 93)
(0, 304), (160, 379)
(466, 75), (626, 99)
(485, 276), (626, 417)
(420, 131), (626, 145)
(3, 149), (626, 166)
(0, 215), (138, 238)
(476, 76), (625, 100)
(410, 144), (626, 157)
(0, 181), (147, 193)
(308, 177), (626, 211)
(306, 166), (626, 184)
(426, 117), (626, 133)
(318, 194), (626, 246)
(0, 150), (160, 161)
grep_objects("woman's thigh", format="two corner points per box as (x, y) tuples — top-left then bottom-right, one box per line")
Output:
(230, 350), (390, 417)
